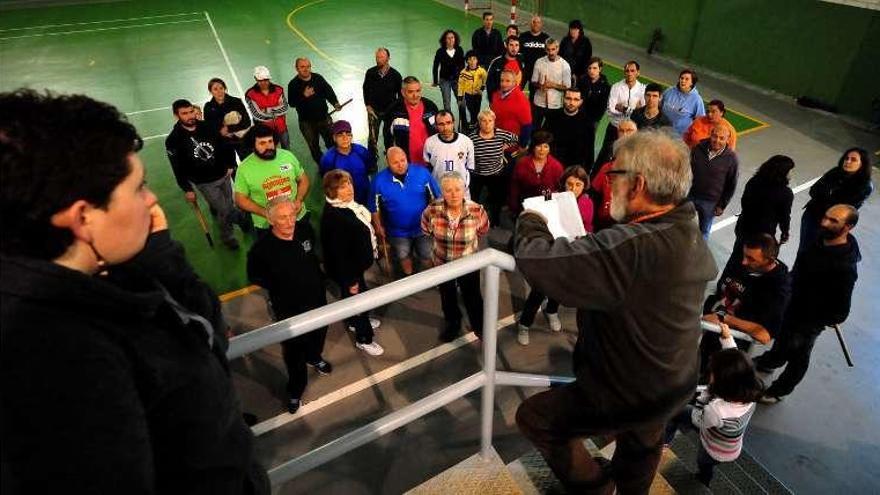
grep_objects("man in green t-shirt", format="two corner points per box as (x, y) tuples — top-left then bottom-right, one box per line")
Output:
(235, 124), (313, 244)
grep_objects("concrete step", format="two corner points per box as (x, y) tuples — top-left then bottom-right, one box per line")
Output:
(404, 446), (524, 495)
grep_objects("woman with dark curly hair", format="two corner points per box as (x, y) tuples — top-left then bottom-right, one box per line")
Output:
(798, 147), (873, 253)
(432, 29), (465, 113)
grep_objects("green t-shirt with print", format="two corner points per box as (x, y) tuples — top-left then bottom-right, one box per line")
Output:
(234, 149), (308, 229)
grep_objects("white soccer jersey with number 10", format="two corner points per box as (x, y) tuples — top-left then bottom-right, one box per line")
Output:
(423, 133), (474, 197)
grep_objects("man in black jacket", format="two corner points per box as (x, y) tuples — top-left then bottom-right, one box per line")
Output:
(755, 204), (862, 402)
(544, 88), (592, 168)
(486, 36), (526, 98)
(288, 57), (342, 164)
(247, 197), (332, 414)
(383, 76), (439, 164)
(363, 47), (402, 155)
(688, 125), (739, 239)
(166, 98), (243, 249)
(514, 130), (716, 493)
(471, 11), (504, 68)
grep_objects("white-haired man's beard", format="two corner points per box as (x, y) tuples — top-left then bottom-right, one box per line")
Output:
(609, 180), (629, 222)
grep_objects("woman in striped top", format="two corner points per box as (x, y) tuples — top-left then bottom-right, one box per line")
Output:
(468, 108), (520, 224)
(664, 322), (764, 486)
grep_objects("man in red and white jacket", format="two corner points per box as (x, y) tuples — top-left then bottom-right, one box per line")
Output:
(245, 66), (291, 149)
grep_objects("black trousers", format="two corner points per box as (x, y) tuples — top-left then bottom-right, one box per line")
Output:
(461, 93), (482, 131)
(753, 323), (824, 397)
(520, 289), (560, 327)
(516, 383), (665, 494)
(299, 117), (333, 164)
(336, 275), (375, 344)
(469, 172), (508, 225)
(280, 327), (328, 399)
(438, 271), (484, 336)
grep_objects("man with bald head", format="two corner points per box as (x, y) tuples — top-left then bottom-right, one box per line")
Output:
(288, 57), (342, 164)
(519, 15), (550, 100)
(515, 130), (716, 493)
(363, 47), (402, 155)
(688, 124), (739, 238)
(755, 204), (862, 402)
(368, 146), (441, 276)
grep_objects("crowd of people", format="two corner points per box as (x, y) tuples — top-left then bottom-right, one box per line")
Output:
(0, 10), (874, 494)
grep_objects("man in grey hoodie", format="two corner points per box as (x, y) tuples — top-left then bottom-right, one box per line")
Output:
(514, 130), (717, 494)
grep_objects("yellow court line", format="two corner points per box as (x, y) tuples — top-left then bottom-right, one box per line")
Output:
(219, 284), (261, 302)
(603, 60), (771, 133)
(286, 0), (361, 73)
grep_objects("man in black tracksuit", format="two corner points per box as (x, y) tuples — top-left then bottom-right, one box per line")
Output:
(166, 99), (244, 249)
(288, 57), (341, 164)
(363, 48), (403, 155)
(754, 204), (862, 402)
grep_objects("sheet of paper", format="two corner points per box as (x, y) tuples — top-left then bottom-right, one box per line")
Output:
(522, 191), (586, 239)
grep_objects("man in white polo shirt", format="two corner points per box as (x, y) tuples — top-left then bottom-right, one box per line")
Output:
(423, 110), (475, 197)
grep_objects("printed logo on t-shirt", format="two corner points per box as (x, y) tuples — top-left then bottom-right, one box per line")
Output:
(279, 163), (292, 173)
(301, 239), (312, 252)
(261, 175), (293, 200)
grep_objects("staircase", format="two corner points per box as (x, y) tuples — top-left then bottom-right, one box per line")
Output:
(406, 432), (792, 494)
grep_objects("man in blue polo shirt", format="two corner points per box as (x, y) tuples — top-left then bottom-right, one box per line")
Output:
(369, 146), (440, 276)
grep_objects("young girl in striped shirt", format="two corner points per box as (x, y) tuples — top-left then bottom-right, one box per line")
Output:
(664, 322), (764, 486)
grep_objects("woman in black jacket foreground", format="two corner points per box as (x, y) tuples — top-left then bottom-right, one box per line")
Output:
(0, 90), (268, 494)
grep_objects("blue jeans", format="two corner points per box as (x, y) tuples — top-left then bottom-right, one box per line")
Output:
(438, 78), (457, 112)
(690, 197), (717, 239)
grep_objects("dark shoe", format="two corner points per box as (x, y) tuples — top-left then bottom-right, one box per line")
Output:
(757, 393), (784, 405)
(439, 323), (460, 343)
(307, 359), (333, 375)
(242, 412), (258, 426)
(222, 237), (240, 250)
(287, 398), (301, 414)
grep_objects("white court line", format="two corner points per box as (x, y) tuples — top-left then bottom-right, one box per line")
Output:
(142, 133), (168, 141)
(710, 175), (819, 233)
(126, 106), (170, 116)
(0, 12), (202, 33)
(0, 18), (203, 41)
(250, 314), (517, 436)
(203, 11), (247, 103)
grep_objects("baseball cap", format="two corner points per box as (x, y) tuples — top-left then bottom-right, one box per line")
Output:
(331, 120), (352, 135)
(253, 66), (271, 80)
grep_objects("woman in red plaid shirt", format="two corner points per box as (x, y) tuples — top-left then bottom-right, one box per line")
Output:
(421, 171), (490, 342)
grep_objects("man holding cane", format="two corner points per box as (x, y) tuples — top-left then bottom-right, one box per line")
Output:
(166, 98), (245, 250)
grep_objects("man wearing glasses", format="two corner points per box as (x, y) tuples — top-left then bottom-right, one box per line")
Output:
(514, 130), (717, 494)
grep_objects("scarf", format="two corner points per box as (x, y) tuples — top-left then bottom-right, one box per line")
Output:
(325, 196), (377, 258)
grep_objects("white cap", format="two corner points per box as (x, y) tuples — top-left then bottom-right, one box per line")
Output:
(253, 65), (271, 80)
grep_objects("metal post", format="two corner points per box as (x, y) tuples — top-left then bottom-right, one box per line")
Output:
(480, 265), (501, 459)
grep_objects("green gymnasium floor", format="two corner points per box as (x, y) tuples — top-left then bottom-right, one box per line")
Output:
(0, 0), (766, 296)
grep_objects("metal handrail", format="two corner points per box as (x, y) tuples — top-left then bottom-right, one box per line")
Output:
(227, 248), (516, 360)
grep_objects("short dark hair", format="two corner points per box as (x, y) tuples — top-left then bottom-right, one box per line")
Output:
(172, 99), (193, 114)
(529, 130), (553, 152)
(438, 29), (461, 48)
(435, 110), (455, 121)
(754, 154), (794, 186)
(708, 99), (726, 114)
(482, 11), (493, 19)
(0, 90), (141, 259)
(564, 87), (582, 98)
(507, 24), (519, 33)
(403, 75), (420, 86)
(252, 123), (275, 140)
(588, 56), (603, 68)
(465, 50), (477, 60)
(506, 35), (519, 45)
(645, 82), (663, 95)
(207, 78), (227, 92)
(708, 348), (764, 403)
(625, 60), (640, 71)
(837, 147), (872, 183)
(743, 233), (779, 261)
(322, 169), (353, 199)
(680, 68), (698, 87)
(560, 166), (590, 193)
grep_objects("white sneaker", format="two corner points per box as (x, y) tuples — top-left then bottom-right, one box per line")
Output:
(517, 324), (530, 345)
(348, 318), (382, 333)
(545, 312), (562, 332)
(356, 341), (385, 356)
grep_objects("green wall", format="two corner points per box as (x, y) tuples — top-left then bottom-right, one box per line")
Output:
(544, 0), (880, 122)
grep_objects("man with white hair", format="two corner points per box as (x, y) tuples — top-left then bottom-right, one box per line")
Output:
(514, 130), (717, 494)
(247, 197), (332, 414)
